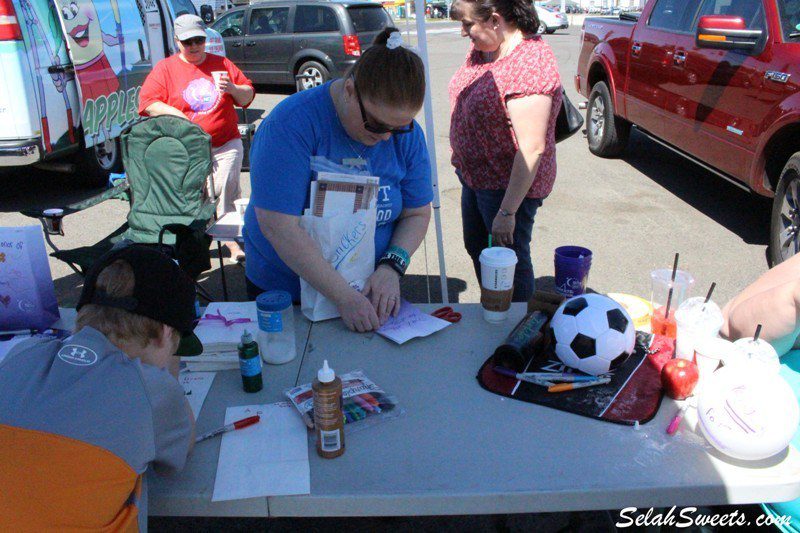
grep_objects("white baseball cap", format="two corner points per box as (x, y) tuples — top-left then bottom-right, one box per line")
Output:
(174, 14), (206, 41)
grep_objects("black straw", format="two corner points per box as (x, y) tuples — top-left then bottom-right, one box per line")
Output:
(703, 282), (717, 306)
(664, 253), (680, 317)
(754, 324), (763, 342)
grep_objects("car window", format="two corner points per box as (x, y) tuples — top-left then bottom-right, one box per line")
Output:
(165, 0), (198, 17)
(249, 7), (290, 35)
(213, 11), (245, 37)
(294, 5), (339, 33)
(695, 0), (766, 30)
(777, 0), (800, 40)
(347, 6), (393, 32)
(648, 0), (701, 31)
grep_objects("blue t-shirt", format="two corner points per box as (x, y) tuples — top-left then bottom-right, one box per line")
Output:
(244, 82), (433, 300)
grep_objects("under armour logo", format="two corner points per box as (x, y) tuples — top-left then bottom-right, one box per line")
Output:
(70, 347), (89, 360)
(57, 344), (98, 366)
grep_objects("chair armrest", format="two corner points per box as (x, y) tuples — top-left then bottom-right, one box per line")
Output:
(20, 179), (130, 220)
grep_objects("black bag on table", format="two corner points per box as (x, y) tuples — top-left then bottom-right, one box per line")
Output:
(555, 88), (584, 143)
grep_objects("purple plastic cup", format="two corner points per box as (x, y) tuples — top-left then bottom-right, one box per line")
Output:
(554, 246), (593, 297)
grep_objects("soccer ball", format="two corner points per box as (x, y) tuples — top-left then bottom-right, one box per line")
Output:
(549, 293), (636, 376)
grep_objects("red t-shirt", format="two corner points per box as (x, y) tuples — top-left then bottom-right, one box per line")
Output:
(448, 37), (562, 198)
(139, 54), (253, 147)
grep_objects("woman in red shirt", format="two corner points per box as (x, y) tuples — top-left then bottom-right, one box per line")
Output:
(449, 0), (561, 302)
(139, 15), (255, 262)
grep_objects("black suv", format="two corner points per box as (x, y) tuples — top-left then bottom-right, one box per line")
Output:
(211, 0), (393, 90)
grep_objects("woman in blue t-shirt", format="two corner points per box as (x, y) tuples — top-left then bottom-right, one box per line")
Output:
(244, 28), (433, 332)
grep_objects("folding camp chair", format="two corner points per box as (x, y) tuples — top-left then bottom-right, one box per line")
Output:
(24, 116), (227, 301)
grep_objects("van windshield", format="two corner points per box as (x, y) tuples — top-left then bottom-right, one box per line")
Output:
(347, 6), (392, 33)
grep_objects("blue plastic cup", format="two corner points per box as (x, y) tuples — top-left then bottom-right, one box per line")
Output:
(554, 246), (593, 297)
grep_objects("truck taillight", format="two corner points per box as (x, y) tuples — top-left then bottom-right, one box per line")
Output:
(342, 35), (361, 56)
(0, 0), (22, 41)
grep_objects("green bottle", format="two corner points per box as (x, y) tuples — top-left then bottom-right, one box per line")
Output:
(238, 329), (263, 393)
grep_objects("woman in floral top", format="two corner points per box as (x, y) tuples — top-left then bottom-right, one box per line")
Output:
(449, 0), (562, 302)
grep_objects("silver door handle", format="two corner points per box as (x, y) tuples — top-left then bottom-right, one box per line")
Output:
(674, 51), (686, 65)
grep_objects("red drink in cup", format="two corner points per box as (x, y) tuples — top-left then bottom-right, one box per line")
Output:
(652, 306), (677, 338)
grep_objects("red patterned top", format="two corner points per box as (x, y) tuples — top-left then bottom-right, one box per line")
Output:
(448, 36), (562, 198)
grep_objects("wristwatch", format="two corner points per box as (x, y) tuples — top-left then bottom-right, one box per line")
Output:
(499, 208), (515, 217)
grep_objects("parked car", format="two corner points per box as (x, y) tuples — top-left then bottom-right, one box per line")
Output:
(212, 0), (393, 90)
(535, 5), (568, 33)
(576, 0), (800, 264)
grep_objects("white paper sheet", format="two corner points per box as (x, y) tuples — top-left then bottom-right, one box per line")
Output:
(193, 302), (257, 353)
(179, 371), (216, 419)
(377, 300), (451, 344)
(212, 402), (310, 502)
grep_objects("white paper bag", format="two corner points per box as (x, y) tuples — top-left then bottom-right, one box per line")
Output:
(300, 208), (376, 322)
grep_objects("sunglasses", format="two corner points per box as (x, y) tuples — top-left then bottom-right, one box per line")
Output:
(180, 36), (206, 47)
(351, 75), (414, 135)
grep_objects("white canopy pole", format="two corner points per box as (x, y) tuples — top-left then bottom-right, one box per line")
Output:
(412, 0), (449, 304)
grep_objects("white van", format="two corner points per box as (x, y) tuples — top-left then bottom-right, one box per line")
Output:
(0, 0), (224, 185)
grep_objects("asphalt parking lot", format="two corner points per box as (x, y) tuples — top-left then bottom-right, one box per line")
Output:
(0, 19), (774, 531)
(0, 19), (771, 309)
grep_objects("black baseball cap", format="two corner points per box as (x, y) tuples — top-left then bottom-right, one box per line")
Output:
(77, 245), (203, 357)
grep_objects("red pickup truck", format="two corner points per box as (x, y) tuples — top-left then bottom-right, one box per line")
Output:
(576, 0), (800, 264)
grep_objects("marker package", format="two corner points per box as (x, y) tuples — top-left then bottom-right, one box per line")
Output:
(286, 369), (402, 431)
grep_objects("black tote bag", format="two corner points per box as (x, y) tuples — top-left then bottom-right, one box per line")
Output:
(555, 89), (584, 143)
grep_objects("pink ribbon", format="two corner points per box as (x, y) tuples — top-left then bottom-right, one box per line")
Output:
(200, 311), (252, 328)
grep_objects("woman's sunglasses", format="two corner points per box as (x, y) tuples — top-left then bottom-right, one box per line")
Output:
(180, 36), (206, 47)
(351, 76), (414, 135)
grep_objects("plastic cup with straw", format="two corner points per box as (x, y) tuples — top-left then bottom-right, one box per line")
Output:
(652, 253), (680, 339)
(733, 323), (780, 373)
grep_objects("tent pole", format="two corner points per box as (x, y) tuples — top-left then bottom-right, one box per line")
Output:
(413, 1), (449, 304)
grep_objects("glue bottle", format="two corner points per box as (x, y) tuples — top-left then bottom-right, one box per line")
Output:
(238, 329), (263, 393)
(312, 360), (345, 458)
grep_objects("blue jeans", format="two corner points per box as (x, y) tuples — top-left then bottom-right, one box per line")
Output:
(460, 180), (543, 303)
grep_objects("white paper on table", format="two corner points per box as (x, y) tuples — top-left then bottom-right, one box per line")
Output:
(194, 302), (257, 352)
(179, 370), (216, 419)
(212, 402), (310, 502)
(376, 300), (451, 345)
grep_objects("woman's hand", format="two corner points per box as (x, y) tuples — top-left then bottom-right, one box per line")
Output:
(491, 212), (515, 247)
(335, 288), (381, 332)
(362, 265), (401, 324)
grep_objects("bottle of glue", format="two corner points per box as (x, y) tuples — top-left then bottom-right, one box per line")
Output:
(312, 359), (345, 458)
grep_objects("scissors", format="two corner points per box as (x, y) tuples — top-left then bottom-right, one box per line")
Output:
(432, 306), (462, 323)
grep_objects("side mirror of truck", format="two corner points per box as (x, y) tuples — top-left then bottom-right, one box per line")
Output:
(696, 15), (762, 52)
(200, 4), (214, 24)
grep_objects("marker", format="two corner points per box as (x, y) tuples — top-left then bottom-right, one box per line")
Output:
(493, 366), (563, 386)
(522, 373), (600, 382)
(353, 395), (374, 413)
(362, 393), (383, 413)
(548, 378), (611, 393)
(195, 415), (260, 443)
(666, 405), (688, 436)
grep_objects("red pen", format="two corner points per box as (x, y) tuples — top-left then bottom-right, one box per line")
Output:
(195, 415), (260, 443)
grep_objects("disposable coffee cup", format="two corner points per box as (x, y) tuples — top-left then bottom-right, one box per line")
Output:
(734, 337), (780, 374)
(479, 247), (517, 323)
(674, 296), (723, 360)
(43, 208), (64, 235)
(693, 336), (737, 380)
(554, 246), (592, 297)
(234, 198), (249, 220)
(211, 70), (228, 90)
